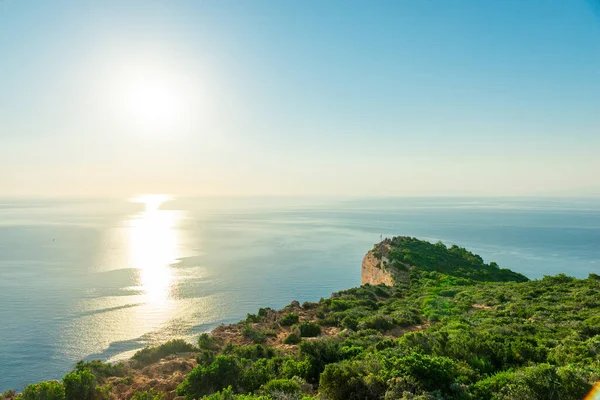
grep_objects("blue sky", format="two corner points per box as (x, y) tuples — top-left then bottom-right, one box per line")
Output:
(1, 0), (599, 196)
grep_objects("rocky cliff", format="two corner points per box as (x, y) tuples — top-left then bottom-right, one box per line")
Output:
(361, 240), (396, 286)
(361, 249), (394, 285)
(361, 238), (416, 286)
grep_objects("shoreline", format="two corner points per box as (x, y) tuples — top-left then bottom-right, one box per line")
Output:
(3, 237), (599, 399)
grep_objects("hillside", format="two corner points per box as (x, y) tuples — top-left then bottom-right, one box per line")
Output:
(2, 238), (599, 400)
(363, 236), (528, 286)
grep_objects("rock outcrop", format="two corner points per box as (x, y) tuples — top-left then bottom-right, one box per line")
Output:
(361, 239), (396, 286)
(361, 249), (395, 286)
(361, 238), (413, 286)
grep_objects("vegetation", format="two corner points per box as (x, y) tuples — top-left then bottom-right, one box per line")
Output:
(283, 332), (301, 345)
(242, 324), (268, 344)
(173, 237), (599, 399)
(199, 333), (221, 351)
(131, 339), (196, 366)
(72, 360), (126, 379)
(62, 369), (96, 400)
(131, 389), (164, 400)
(5, 237), (599, 399)
(297, 322), (321, 338)
(384, 236), (528, 283)
(279, 313), (300, 326)
(20, 381), (65, 400)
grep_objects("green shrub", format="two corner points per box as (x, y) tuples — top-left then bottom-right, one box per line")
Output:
(263, 328), (278, 338)
(239, 358), (277, 392)
(231, 344), (275, 360)
(72, 360), (126, 380)
(63, 369), (96, 400)
(196, 349), (216, 366)
(341, 315), (359, 331)
(298, 322), (321, 337)
(302, 301), (318, 309)
(392, 310), (421, 327)
(359, 315), (394, 332)
(380, 353), (459, 393)
(262, 378), (301, 395)
(198, 333), (220, 350)
(242, 324), (267, 344)
(478, 363), (598, 400)
(320, 362), (385, 400)
(582, 316), (600, 337)
(339, 345), (364, 359)
(176, 355), (241, 399)
(279, 313), (299, 326)
(119, 376), (133, 385)
(131, 389), (164, 400)
(257, 308), (271, 318)
(470, 370), (516, 399)
(298, 339), (341, 383)
(246, 313), (262, 323)
(21, 381), (65, 400)
(282, 359), (311, 380)
(283, 332), (301, 345)
(204, 386), (270, 399)
(132, 339), (196, 365)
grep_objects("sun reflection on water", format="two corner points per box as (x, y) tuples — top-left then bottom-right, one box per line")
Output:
(129, 195), (179, 305)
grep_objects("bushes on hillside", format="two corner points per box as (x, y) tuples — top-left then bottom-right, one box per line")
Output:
(176, 351), (284, 399)
(21, 381), (65, 400)
(198, 333), (220, 351)
(279, 313), (299, 326)
(358, 315), (394, 332)
(229, 344), (276, 361)
(132, 339), (196, 366)
(262, 378), (301, 396)
(63, 369), (96, 400)
(131, 389), (165, 400)
(298, 339), (342, 383)
(471, 364), (598, 400)
(242, 324), (267, 344)
(283, 332), (302, 345)
(177, 355), (241, 399)
(298, 322), (321, 337)
(73, 360), (126, 379)
(320, 362), (385, 400)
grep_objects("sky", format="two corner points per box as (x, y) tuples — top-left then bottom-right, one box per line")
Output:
(1, 0), (599, 197)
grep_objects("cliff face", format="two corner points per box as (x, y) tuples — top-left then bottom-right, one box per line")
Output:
(361, 239), (396, 286)
(361, 238), (414, 286)
(361, 249), (395, 285)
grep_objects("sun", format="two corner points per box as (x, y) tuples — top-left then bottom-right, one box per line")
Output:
(128, 79), (179, 125)
(97, 53), (204, 136)
(106, 59), (195, 136)
(123, 73), (183, 133)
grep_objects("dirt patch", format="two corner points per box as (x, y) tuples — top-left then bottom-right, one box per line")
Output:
(470, 304), (493, 311)
(102, 355), (196, 400)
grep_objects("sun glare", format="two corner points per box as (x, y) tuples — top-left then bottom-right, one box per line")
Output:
(125, 76), (181, 131)
(106, 59), (196, 136)
(128, 194), (179, 305)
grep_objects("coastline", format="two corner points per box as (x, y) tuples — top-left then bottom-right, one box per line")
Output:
(3, 235), (600, 399)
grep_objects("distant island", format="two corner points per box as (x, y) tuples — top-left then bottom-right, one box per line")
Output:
(2, 237), (599, 400)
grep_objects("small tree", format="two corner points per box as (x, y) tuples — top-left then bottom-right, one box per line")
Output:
(21, 381), (65, 400)
(63, 369), (96, 400)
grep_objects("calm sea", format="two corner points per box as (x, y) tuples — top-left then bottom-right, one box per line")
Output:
(1, 196), (599, 391)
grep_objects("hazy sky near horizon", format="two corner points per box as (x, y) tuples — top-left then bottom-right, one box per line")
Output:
(1, 0), (599, 197)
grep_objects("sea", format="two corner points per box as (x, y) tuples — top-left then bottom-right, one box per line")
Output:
(1, 196), (599, 391)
